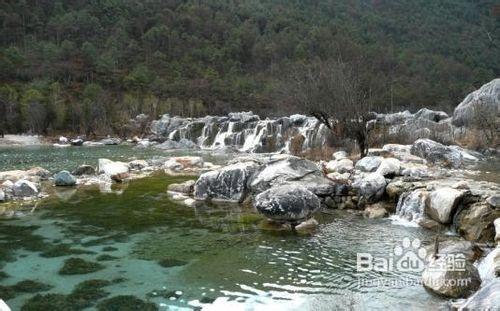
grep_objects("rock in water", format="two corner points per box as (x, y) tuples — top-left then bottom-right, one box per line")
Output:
(54, 171), (77, 186)
(70, 138), (84, 146)
(13, 180), (38, 197)
(352, 173), (387, 203)
(194, 162), (258, 202)
(487, 195), (500, 209)
(426, 188), (463, 224)
(247, 156), (323, 194)
(128, 160), (148, 170)
(100, 137), (121, 145)
(410, 138), (480, 168)
(168, 180), (196, 195)
(355, 156), (382, 172)
(422, 256), (481, 298)
(72, 165), (96, 176)
(254, 185), (320, 223)
(98, 159), (129, 177)
(459, 279), (500, 310)
(452, 78), (499, 127)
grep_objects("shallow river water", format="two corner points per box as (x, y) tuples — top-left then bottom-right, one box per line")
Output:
(0, 146), (455, 310)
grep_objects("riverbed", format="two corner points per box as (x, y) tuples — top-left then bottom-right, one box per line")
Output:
(0, 145), (486, 310)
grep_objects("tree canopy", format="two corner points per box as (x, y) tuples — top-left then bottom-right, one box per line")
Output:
(1, 0), (498, 134)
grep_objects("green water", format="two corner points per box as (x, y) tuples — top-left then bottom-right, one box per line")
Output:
(0, 173), (447, 310)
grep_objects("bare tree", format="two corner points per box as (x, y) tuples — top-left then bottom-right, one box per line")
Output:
(286, 58), (373, 157)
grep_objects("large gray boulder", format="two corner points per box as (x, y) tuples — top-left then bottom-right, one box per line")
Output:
(100, 137), (121, 145)
(355, 156), (382, 172)
(422, 256), (481, 298)
(456, 202), (500, 242)
(98, 159), (129, 176)
(254, 184), (320, 222)
(352, 173), (387, 203)
(414, 108), (449, 122)
(194, 162), (258, 202)
(411, 139), (464, 168)
(453, 78), (500, 127)
(13, 180), (38, 197)
(54, 170), (77, 186)
(426, 188), (463, 224)
(247, 156), (323, 194)
(459, 279), (500, 310)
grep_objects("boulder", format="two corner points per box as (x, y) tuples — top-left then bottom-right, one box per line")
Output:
(295, 217), (319, 233)
(100, 137), (121, 145)
(164, 156), (204, 172)
(426, 188), (463, 224)
(247, 156), (324, 195)
(0, 189), (4, 202)
(376, 158), (401, 177)
(194, 162), (258, 202)
(111, 172), (129, 182)
(168, 180), (196, 195)
(414, 108), (449, 122)
(452, 78), (500, 127)
(456, 203), (500, 242)
(72, 165), (96, 176)
(54, 170), (77, 186)
(70, 138), (84, 146)
(459, 279), (500, 310)
(82, 141), (104, 147)
(352, 173), (387, 203)
(382, 144), (412, 154)
(422, 256), (481, 298)
(410, 139), (481, 168)
(325, 158), (354, 174)
(0, 170), (27, 182)
(1, 180), (14, 190)
(486, 195), (500, 209)
(13, 180), (38, 197)
(26, 167), (51, 180)
(128, 160), (148, 170)
(427, 240), (482, 263)
(355, 156), (382, 172)
(254, 185), (320, 223)
(59, 136), (68, 143)
(332, 150), (348, 160)
(98, 159), (129, 177)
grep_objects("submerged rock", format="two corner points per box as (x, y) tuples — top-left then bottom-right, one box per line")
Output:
(422, 256), (481, 298)
(97, 295), (157, 311)
(54, 170), (77, 186)
(59, 258), (104, 275)
(363, 203), (388, 219)
(194, 162), (258, 202)
(253, 184), (320, 223)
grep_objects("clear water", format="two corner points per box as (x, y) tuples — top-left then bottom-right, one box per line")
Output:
(0, 145), (235, 173)
(0, 146), (455, 310)
(0, 172), (448, 310)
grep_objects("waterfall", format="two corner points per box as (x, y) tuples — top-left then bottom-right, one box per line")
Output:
(390, 189), (428, 227)
(150, 112), (331, 153)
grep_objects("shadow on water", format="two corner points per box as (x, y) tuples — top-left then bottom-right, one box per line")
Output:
(0, 173), (447, 310)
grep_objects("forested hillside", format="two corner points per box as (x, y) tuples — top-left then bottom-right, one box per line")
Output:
(1, 0), (499, 135)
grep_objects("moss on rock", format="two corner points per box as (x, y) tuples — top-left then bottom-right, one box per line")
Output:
(21, 294), (71, 311)
(157, 258), (187, 268)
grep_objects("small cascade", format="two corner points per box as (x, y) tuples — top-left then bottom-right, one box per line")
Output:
(212, 121), (235, 148)
(240, 121), (269, 152)
(390, 190), (427, 226)
(477, 248), (500, 283)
